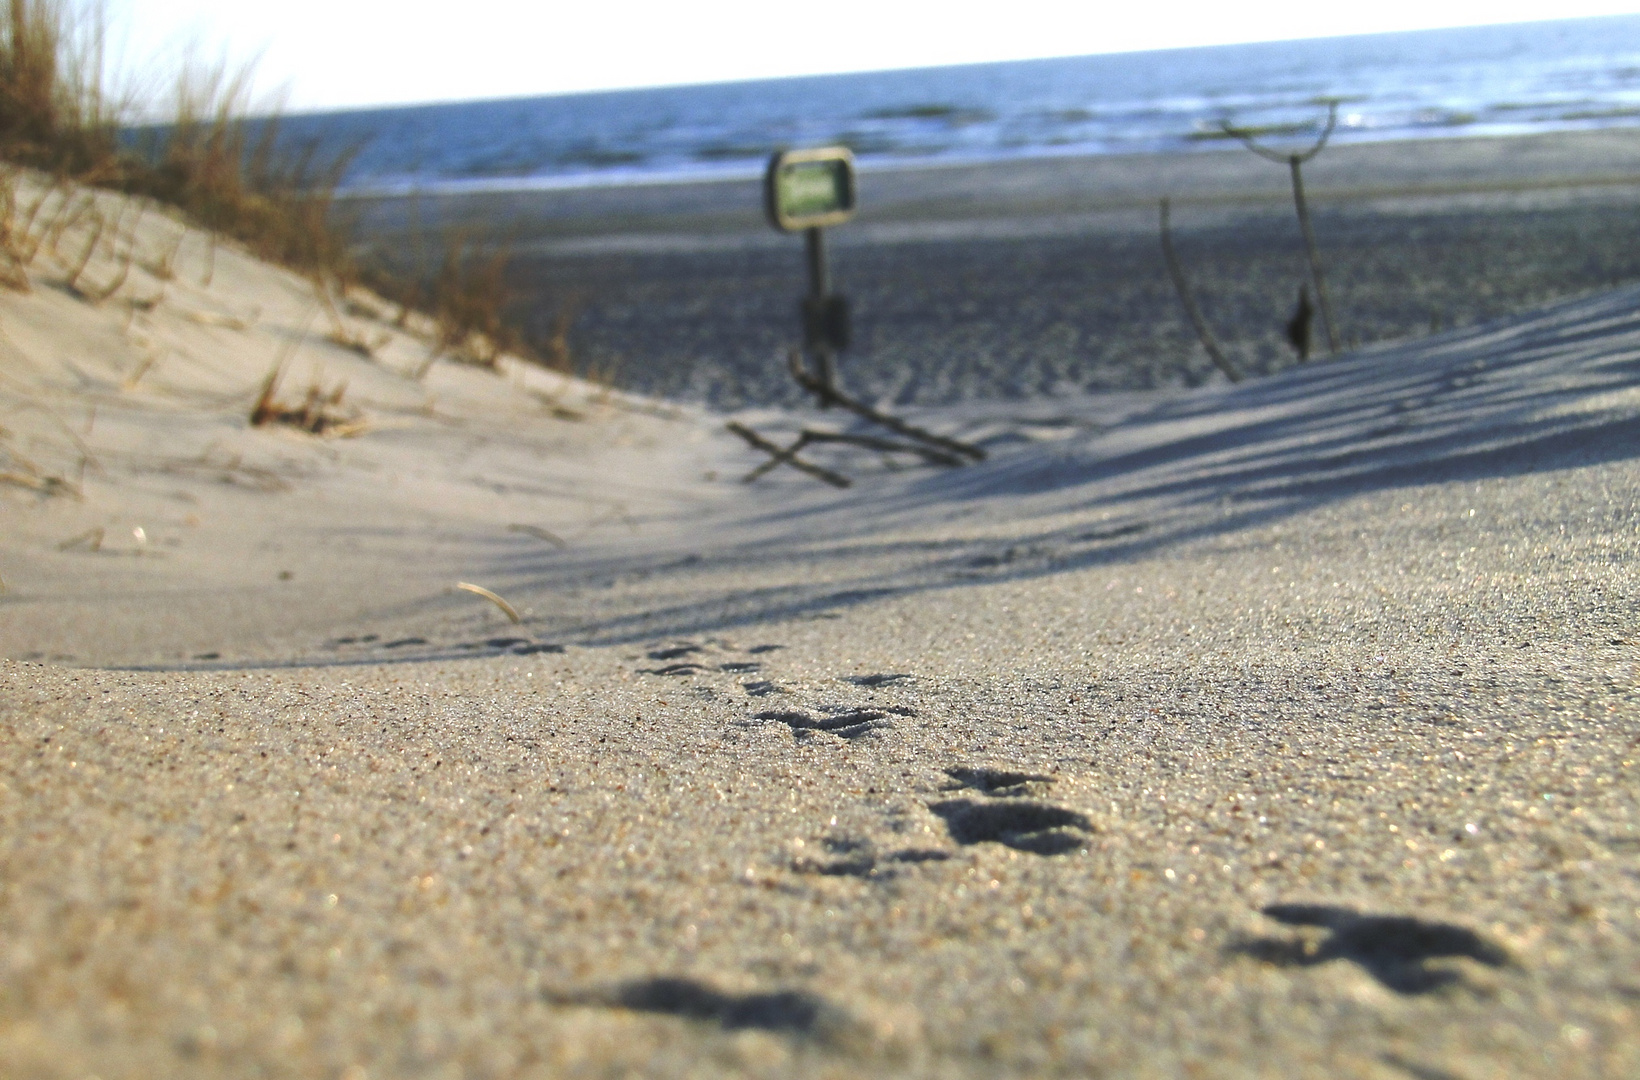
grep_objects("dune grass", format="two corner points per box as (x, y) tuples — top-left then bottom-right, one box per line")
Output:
(0, 0), (115, 177)
(0, 0), (344, 274)
(0, 0), (556, 377)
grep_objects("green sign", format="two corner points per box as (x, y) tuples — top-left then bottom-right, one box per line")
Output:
(765, 147), (857, 232)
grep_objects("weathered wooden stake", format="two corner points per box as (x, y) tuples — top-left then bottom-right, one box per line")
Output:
(1159, 198), (1241, 383)
(1286, 154), (1339, 354)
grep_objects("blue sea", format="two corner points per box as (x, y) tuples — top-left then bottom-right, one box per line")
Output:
(279, 15), (1640, 195)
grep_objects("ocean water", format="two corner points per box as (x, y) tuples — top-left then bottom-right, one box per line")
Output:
(270, 14), (1640, 196)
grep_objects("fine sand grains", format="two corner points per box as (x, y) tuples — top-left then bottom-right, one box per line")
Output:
(5, 387), (1640, 1076)
(3, 451), (1638, 1077)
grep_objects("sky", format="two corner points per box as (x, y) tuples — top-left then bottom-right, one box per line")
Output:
(109, 1), (1640, 114)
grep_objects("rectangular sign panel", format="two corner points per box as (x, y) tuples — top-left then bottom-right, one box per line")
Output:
(765, 147), (857, 232)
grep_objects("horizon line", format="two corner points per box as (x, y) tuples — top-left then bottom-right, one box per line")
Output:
(267, 12), (1640, 120)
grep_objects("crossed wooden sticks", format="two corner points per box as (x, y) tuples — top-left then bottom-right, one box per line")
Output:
(727, 350), (986, 487)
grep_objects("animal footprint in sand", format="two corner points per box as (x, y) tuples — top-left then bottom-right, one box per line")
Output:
(640, 643), (765, 676)
(792, 835), (954, 879)
(928, 799), (1092, 855)
(640, 643), (708, 675)
(843, 673), (912, 687)
(1230, 903), (1512, 994)
(943, 765), (1055, 798)
(751, 709), (894, 739)
(644, 662), (707, 676)
(550, 976), (856, 1043)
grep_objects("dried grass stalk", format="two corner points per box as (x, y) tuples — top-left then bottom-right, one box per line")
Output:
(456, 581), (522, 624)
(506, 523), (567, 548)
(248, 363), (363, 436)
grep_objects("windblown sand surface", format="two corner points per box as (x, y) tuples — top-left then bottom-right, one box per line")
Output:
(3, 140), (1640, 1078)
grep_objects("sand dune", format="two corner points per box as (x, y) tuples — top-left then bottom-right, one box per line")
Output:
(0, 176), (717, 665)
(2, 163), (1639, 1077)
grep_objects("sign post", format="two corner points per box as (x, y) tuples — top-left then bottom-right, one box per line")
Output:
(765, 147), (857, 404)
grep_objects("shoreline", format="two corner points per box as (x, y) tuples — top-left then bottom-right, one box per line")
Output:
(331, 122), (1640, 201)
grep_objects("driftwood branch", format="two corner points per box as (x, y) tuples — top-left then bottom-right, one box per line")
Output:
(786, 350), (985, 462)
(1219, 100), (1341, 356)
(1159, 198), (1241, 383)
(725, 422), (851, 488)
(1218, 99), (1338, 164)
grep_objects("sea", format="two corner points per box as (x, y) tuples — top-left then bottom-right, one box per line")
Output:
(266, 14), (1640, 197)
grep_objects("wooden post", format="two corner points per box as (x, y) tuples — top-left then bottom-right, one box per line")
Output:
(803, 226), (838, 402)
(1287, 156), (1339, 355)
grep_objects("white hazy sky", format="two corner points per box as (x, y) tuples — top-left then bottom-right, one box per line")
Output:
(109, 1), (1640, 113)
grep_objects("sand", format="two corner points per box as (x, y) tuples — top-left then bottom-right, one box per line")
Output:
(352, 128), (1640, 407)
(3, 134), (1640, 1077)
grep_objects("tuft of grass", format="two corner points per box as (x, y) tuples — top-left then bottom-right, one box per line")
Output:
(0, 0), (118, 177)
(416, 235), (539, 370)
(118, 55), (358, 282)
(358, 227), (583, 381)
(0, 0), (568, 387)
(248, 363), (367, 437)
(0, 404), (83, 496)
(0, 0), (353, 283)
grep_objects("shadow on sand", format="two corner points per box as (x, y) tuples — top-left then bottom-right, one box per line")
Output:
(127, 285), (1640, 671)
(1230, 903), (1512, 994)
(546, 976), (856, 1042)
(484, 285), (1640, 646)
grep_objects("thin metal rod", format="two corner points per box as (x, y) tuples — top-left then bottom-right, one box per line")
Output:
(1288, 155), (1339, 355)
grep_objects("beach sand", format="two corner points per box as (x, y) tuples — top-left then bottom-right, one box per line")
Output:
(3, 133), (1640, 1077)
(350, 129), (1640, 407)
